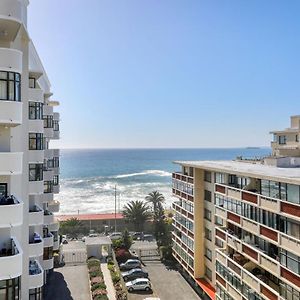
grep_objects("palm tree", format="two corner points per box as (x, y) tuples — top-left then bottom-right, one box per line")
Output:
(60, 217), (83, 238)
(145, 191), (165, 213)
(122, 200), (151, 232)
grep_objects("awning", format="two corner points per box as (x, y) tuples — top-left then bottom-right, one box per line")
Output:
(195, 278), (215, 300)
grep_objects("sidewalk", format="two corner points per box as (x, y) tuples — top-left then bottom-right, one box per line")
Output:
(101, 263), (116, 300)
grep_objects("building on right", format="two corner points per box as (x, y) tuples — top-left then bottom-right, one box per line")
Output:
(172, 115), (300, 300)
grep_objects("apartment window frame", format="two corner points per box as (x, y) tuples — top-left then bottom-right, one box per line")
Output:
(280, 281), (300, 300)
(205, 247), (212, 261)
(0, 276), (21, 300)
(43, 246), (53, 260)
(205, 266), (212, 280)
(29, 102), (43, 120)
(205, 227), (212, 241)
(53, 120), (59, 131)
(29, 287), (43, 300)
(29, 133), (44, 150)
(53, 175), (59, 186)
(44, 181), (53, 194)
(204, 208), (212, 221)
(29, 164), (43, 182)
(204, 171), (212, 183)
(29, 77), (36, 89)
(280, 249), (300, 275)
(0, 71), (21, 102)
(43, 115), (53, 128)
(204, 189), (212, 202)
(278, 135), (287, 145)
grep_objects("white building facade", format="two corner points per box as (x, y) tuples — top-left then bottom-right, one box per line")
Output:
(0, 1), (61, 299)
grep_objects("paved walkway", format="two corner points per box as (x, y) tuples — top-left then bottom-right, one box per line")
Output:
(101, 263), (116, 300)
(44, 265), (91, 300)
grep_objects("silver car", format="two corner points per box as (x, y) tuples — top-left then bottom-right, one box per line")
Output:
(126, 278), (152, 292)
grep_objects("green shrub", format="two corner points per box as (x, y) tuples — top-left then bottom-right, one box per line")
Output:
(89, 270), (103, 278)
(88, 258), (100, 269)
(111, 273), (120, 284)
(91, 282), (107, 291)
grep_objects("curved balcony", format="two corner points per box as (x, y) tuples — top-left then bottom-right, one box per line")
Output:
(53, 130), (60, 140)
(28, 205), (43, 226)
(53, 149), (60, 157)
(28, 88), (43, 103)
(43, 257), (54, 270)
(29, 260), (44, 289)
(53, 112), (60, 121)
(44, 149), (53, 159)
(42, 192), (53, 203)
(0, 237), (22, 280)
(29, 181), (43, 195)
(43, 232), (54, 247)
(53, 240), (59, 251)
(43, 169), (53, 181)
(28, 119), (44, 132)
(0, 48), (22, 73)
(48, 200), (60, 213)
(49, 219), (59, 232)
(0, 196), (23, 228)
(44, 127), (53, 138)
(53, 185), (60, 194)
(44, 210), (54, 225)
(28, 150), (44, 163)
(0, 152), (22, 175)
(0, 101), (22, 126)
(28, 233), (43, 257)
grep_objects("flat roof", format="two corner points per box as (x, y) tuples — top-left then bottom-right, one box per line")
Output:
(174, 160), (300, 184)
(57, 213), (124, 222)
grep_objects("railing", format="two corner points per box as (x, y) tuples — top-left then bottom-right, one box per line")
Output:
(29, 260), (42, 276)
(0, 195), (19, 205)
(172, 172), (194, 184)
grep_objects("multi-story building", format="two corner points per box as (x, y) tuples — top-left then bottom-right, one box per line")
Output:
(0, 1), (61, 299)
(172, 116), (300, 300)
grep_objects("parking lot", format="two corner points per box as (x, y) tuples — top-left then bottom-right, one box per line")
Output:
(128, 242), (200, 300)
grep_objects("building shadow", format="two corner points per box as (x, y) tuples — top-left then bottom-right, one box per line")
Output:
(44, 271), (73, 300)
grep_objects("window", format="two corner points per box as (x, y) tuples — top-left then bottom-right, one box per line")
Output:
(0, 183), (7, 197)
(53, 120), (59, 131)
(205, 266), (212, 280)
(0, 71), (21, 101)
(280, 281), (300, 300)
(215, 173), (226, 184)
(29, 287), (43, 300)
(43, 115), (53, 128)
(44, 181), (53, 194)
(296, 135), (299, 143)
(279, 135), (287, 145)
(29, 133), (43, 150)
(204, 209), (212, 221)
(29, 77), (36, 89)
(43, 247), (53, 260)
(53, 175), (59, 186)
(205, 227), (212, 241)
(0, 277), (21, 300)
(287, 184), (300, 204)
(215, 216), (224, 226)
(204, 190), (212, 202)
(53, 157), (59, 168)
(205, 248), (212, 261)
(29, 164), (43, 181)
(29, 102), (43, 120)
(280, 249), (300, 275)
(204, 171), (211, 182)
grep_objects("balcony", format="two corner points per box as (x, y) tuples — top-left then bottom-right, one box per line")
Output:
(172, 172), (194, 184)
(0, 48), (23, 74)
(0, 237), (22, 280)
(43, 257), (54, 271)
(43, 232), (54, 247)
(53, 239), (59, 251)
(29, 260), (43, 289)
(280, 233), (300, 255)
(0, 152), (22, 175)
(0, 100), (22, 126)
(49, 218), (59, 232)
(241, 218), (259, 235)
(260, 196), (278, 212)
(0, 195), (23, 227)
(53, 184), (60, 194)
(29, 181), (44, 194)
(28, 205), (43, 226)
(28, 88), (43, 103)
(53, 130), (60, 139)
(44, 210), (54, 225)
(43, 169), (54, 181)
(28, 233), (43, 257)
(48, 200), (60, 213)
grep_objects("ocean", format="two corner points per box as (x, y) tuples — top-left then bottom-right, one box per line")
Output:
(56, 148), (271, 215)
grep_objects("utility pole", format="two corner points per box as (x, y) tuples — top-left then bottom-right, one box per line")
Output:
(114, 185), (117, 233)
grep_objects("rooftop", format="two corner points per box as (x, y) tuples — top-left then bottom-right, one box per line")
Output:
(85, 236), (112, 246)
(174, 160), (300, 184)
(57, 213), (124, 222)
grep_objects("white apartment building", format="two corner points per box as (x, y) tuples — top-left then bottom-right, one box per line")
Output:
(0, 1), (61, 299)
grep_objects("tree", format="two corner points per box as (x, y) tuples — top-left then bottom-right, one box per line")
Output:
(122, 228), (132, 250)
(145, 191), (165, 213)
(122, 200), (151, 232)
(59, 217), (83, 238)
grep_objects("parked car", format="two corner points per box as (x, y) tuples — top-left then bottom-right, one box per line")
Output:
(143, 234), (154, 242)
(126, 278), (152, 292)
(131, 232), (143, 240)
(121, 268), (148, 281)
(119, 259), (141, 271)
(109, 232), (122, 240)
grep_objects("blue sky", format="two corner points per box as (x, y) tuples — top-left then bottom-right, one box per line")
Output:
(28, 0), (300, 148)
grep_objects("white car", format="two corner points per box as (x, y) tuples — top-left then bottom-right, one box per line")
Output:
(109, 232), (122, 240)
(126, 278), (152, 292)
(119, 259), (141, 270)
